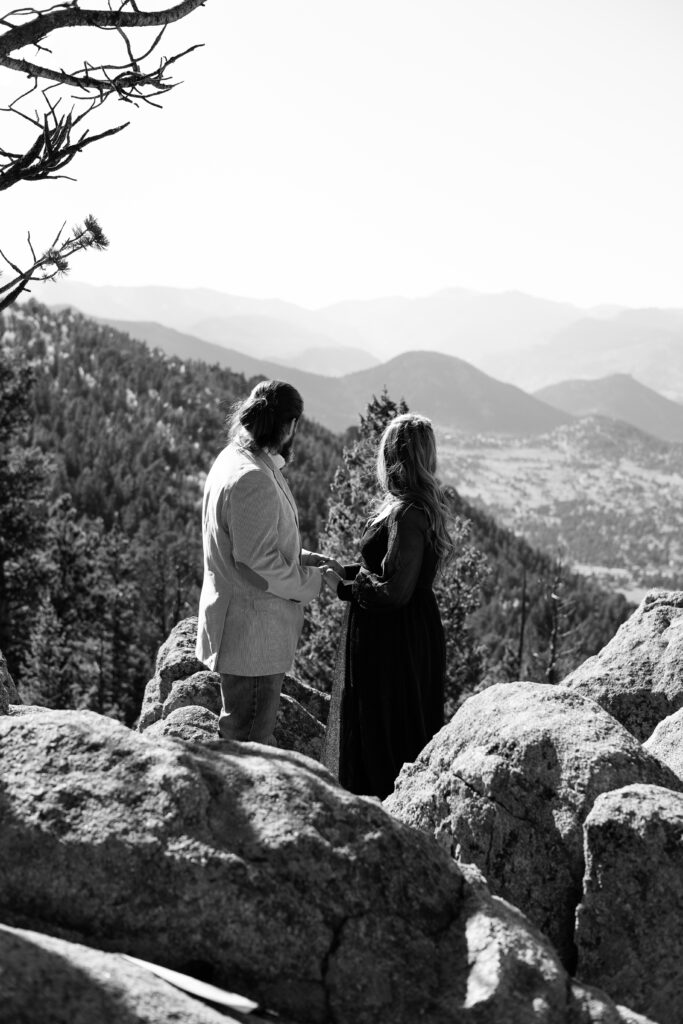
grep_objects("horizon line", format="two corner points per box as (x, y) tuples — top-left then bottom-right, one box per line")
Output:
(28, 278), (683, 315)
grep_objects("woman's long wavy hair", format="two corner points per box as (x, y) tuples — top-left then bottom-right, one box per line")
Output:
(371, 413), (455, 568)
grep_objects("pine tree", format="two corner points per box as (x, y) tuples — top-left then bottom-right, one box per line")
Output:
(21, 594), (76, 708)
(83, 522), (149, 722)
(20, 495), (102, 709)
(0, 351), (51, 675)
(528, 556), (580, 685)
(434, 508), (488, 715)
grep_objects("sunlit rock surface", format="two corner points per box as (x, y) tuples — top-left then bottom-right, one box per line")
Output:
(0, 709), (631, 1024)
(385, 680), (681, 967)
(576, 784), (683, 1024)
(562, 590), (683, 741)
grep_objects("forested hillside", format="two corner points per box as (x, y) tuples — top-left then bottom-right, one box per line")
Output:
(0, 301), (633, 726)
(455, 494), (634, 689)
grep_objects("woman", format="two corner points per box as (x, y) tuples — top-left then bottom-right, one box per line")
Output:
(322, 413), (453, 799)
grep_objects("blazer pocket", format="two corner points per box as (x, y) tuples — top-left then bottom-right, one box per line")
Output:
(221, 595), (304, 673)
(252, 596), (304, 658)
(253, 595), (304, 628)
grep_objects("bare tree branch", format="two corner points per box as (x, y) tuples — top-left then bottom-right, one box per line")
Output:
(0, 1), (207, 306)
(0, 1), (206, 59)
(1, 2), (206, 109)
(0, 97), (129, 191)
(1, 39), (202, 98)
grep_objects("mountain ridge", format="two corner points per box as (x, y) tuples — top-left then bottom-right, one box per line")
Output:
(94, 317), (573, 436)
(37, 279), (683, 406)
(534, 374), (683, 443)
(34, 279), (589, 362)
(481, 309), (683, 401)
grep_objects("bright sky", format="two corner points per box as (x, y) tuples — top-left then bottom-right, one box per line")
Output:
(2, 0), (683, 309)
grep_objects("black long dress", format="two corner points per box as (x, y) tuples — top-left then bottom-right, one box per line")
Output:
(322, 503), (445, 800)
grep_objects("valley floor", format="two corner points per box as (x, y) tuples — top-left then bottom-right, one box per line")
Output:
(438, 418), (683, 598)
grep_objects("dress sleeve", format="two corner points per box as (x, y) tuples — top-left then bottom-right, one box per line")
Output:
(334, 563), (361, 602)
(351, 507), (427, 609)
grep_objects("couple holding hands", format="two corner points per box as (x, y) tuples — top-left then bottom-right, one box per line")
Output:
(196, 379), (452, 800)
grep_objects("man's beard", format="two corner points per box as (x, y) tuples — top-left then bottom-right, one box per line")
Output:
(279, 437), (295, 463)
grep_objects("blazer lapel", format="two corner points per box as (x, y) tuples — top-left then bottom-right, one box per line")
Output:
(273, 466), (299, 527)
(256, 452), (299, 526)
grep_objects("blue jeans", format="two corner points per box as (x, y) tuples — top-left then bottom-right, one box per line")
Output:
(218, 672), (284, 744)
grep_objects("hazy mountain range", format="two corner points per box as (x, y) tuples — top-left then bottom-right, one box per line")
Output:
(45, 281), (381, 372)
(39, 279), (683, 397)
(34, 279), (683, 439)
(96, 318), (572, 436)
(39, 280), (590, 366)
(95, 316), (683, 444)
(478, 308), (683, 401)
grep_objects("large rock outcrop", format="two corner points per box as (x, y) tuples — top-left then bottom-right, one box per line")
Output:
(138, 617), (208, 729)
(576, 784), (683, 1024)
(384, 680), (682, 969)
(0, 709), (634, 1024)
(138, 617), (328, 760)
(561, 590), (683, 741)
(0, 923), (253, 1024)
(643, 707), (683, 781)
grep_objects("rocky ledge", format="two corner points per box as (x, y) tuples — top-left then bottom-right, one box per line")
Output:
(1, 589), (682, 1023)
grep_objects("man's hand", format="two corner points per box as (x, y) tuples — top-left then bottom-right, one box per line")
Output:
(322, 567), (343, 595)
(304, 551), (344, 576)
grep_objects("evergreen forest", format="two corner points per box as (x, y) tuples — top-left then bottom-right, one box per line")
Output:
(0, 301), (633, 724)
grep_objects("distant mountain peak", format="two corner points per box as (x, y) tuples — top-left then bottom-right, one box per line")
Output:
(534, 374), (683, 444)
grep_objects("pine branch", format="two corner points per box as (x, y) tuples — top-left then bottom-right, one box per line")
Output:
(0, 214), (109, 312)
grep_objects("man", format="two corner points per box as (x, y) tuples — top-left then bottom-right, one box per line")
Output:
(196, 379), (341, 744)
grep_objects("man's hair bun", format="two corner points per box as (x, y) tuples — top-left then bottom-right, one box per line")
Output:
(228, 380), (303, 451)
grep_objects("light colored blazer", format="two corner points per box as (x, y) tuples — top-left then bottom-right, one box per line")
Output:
(196, 442), (322, 675)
